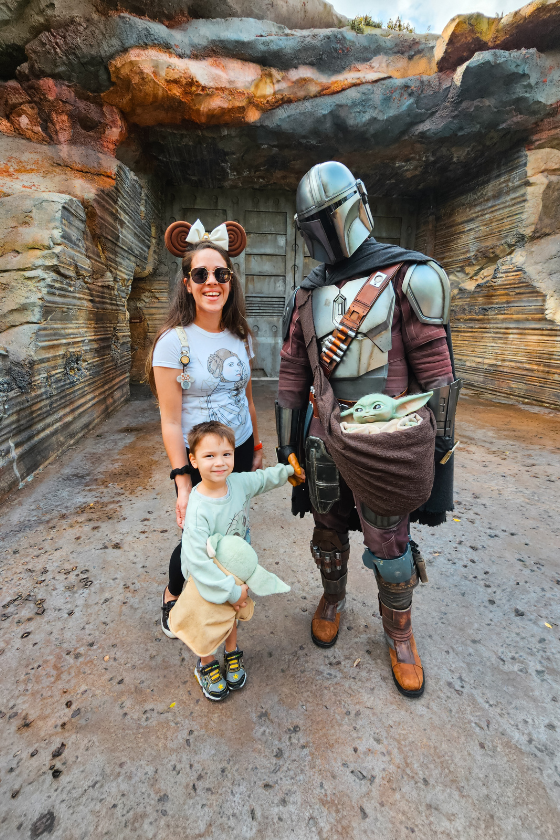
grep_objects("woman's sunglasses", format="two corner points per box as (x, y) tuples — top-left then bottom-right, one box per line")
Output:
(188, 267), (233, 284)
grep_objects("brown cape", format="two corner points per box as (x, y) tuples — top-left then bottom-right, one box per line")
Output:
(297, 287), (436, 517)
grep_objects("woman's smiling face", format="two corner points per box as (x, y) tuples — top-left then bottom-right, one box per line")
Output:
(185, 248), (230, 317)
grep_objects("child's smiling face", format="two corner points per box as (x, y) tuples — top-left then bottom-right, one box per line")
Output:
(189, 433), (234, 489)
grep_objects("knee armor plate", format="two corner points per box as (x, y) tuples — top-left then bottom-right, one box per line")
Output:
(362, 544), (415, 584)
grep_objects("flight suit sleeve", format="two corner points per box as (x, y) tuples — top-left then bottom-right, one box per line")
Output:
(278, 291), (313, 408)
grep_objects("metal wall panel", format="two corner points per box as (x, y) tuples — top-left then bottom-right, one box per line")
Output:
(245, 253), (286, 275)
(244, 211), (287, 234)
(246, 233), (287, 255)
(245, 275), (286, 296)
(181, 207), (227, 229)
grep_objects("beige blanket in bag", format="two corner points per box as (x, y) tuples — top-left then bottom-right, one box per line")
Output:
(168, 558), (254, 657)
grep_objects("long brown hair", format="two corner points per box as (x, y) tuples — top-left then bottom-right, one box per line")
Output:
(145, 242), (252, 395)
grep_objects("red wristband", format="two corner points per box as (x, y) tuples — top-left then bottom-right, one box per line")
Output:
(253, 441), (263, 451)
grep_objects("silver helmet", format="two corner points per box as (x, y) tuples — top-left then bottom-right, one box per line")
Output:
(295, 161), (374, 264)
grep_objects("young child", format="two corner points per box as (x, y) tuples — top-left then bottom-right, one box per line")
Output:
(168, 420), (298, 701)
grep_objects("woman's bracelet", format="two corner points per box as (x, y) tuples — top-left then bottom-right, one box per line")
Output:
(170, 464), (191, 480)
(253, 441), (263, 452)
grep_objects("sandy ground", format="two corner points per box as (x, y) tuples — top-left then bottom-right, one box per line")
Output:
(1, 382), (559, 840)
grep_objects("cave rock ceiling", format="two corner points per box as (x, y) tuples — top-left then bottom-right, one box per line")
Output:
(1, 0), (560, 192)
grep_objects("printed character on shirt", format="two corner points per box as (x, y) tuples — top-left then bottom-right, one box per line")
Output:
(205, 349), (249, 428)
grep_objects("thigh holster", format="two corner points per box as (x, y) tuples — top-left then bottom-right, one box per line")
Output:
(310, 528), (350, 603)
(310, 528), (349, 573)
(310, 527), (349, 597)
(305, 436), (340, 515)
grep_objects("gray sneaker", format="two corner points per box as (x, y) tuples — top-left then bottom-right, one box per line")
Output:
(224, 648), (247, 691)
(194, 660), (229, 702)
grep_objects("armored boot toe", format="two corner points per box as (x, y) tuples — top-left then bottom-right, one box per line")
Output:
(388, 632), (424, 696)
(311, 595), (345, 648)
(380, 602), (424, 698)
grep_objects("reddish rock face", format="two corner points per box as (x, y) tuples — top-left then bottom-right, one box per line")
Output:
(101, 48), (393, 127)
(436, 0), (560, 71)
(0, 79), (126, 154)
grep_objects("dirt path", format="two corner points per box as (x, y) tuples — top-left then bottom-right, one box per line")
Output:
(1, 384), (559, 840)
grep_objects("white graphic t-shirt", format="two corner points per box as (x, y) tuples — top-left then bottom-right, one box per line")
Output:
(152, 324), (254, 446)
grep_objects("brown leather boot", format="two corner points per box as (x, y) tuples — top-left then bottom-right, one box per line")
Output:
(311, 594), (343, 647)
(310, 528), (348, 648)
(379, 599), (424, 698)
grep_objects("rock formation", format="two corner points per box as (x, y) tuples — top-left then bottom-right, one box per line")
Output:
(1, 0), (559, 496)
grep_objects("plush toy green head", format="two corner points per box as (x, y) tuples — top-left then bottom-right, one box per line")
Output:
(340, 391), (433, 424)
(207, 534), (290, 596)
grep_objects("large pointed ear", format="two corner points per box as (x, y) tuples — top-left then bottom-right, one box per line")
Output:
(340, 406), (354, 417)
(393, 391), (433, 418)
(206, 534), (223, 558)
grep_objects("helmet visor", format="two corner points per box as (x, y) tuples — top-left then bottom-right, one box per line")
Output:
(297, 189), (359, 264)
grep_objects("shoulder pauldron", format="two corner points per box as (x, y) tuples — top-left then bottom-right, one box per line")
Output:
(402, 261), (450, 325)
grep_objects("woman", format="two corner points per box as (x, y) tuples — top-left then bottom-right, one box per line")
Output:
(147, 222), (262, 637)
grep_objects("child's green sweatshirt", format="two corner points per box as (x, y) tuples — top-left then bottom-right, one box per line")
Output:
(181, 463), (294, 605)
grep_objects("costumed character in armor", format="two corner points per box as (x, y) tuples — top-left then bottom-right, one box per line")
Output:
(276, 162), (461, 698)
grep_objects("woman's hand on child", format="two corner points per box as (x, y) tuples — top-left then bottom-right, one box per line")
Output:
(175, 477), (193, 529)
(232, 583), (249, 611)
(251, 449), (263, 471)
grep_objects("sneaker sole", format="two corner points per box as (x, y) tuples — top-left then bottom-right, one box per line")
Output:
(194, 667), (229, 701)
(161, 592), (178, 639)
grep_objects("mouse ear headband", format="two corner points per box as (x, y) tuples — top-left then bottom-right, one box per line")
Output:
(164, 218), (247, 258)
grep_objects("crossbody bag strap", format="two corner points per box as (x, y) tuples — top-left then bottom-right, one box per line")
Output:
(174, 326), (192, 389)
(319, 263), (402, 378)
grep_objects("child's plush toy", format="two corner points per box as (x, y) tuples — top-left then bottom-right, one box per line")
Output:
(206, 534), (290, 595)
(169, 534), (290, 656)
(340, 391), (433, 435)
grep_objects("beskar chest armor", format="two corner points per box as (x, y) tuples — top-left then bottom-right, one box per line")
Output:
(312, 276), (395, 401)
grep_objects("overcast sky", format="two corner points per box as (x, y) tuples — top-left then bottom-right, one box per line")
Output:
(330, 1), (525, 35)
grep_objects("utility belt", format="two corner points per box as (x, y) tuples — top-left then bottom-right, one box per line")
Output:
(309, 390), (356, 419)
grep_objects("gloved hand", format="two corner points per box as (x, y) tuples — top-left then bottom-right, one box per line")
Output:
(287, 452), (306, 486)
(277, 446), (305, 486)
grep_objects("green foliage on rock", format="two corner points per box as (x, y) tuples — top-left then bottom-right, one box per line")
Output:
(349, 15), (382, 34)
(386, 16), (415, 33)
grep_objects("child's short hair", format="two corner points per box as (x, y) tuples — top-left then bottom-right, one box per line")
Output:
(188, 421), (236, 455)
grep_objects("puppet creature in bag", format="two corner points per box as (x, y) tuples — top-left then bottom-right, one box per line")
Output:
(340, 391), (433, 434)
(276, 161), (461, 698)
